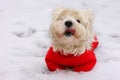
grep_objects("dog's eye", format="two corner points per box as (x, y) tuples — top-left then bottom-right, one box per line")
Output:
(76, 20), (80, 23)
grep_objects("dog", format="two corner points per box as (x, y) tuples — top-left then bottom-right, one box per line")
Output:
(45, 7), (99, 72)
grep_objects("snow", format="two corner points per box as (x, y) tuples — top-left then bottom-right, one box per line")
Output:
(0, 0), (120, 80)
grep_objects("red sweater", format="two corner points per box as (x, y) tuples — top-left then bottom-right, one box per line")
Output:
(45, 37), (98, 72)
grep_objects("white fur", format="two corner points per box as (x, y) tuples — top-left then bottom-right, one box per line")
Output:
(50, 7), (95, 56)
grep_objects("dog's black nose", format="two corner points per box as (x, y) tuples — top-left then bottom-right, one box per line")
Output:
(65, 21), (73, 28)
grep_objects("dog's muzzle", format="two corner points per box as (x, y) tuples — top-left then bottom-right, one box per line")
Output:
(64, 20), (75, 37)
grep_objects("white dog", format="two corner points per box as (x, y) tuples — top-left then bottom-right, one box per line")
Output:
(45, 7), (98, 72)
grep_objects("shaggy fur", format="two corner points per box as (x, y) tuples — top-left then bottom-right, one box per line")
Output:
(50, 7), (95, 56)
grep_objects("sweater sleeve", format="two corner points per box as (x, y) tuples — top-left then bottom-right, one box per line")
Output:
(45, 47), (66, 71)
(45, 47), (57, 71)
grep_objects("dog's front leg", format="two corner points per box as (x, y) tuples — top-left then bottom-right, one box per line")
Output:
(45, 60), (59, 71)
(73, 60), (96, 72)
(46, 61), (66, 71)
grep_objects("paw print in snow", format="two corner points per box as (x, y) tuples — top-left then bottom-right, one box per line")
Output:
(13, 28), (37, 38)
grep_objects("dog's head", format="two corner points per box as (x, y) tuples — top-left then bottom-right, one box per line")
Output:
(50, 7), (95, 55)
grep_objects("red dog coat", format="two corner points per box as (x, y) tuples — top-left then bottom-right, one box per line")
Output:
(45, 37), (98, 72)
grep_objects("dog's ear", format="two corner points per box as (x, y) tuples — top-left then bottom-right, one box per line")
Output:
(52, 7), (64, 21)
(85, 10), (94, 23)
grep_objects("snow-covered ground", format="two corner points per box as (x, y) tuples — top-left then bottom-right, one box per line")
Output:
(0, 0), (120, 80)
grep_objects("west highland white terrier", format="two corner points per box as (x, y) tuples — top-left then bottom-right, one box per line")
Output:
(45, 7), (99, 72)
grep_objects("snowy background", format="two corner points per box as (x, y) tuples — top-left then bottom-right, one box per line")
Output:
(0, 0), (120, 80)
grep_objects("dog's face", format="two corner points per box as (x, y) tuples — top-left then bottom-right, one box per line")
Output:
(50, 7), (94, 55)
